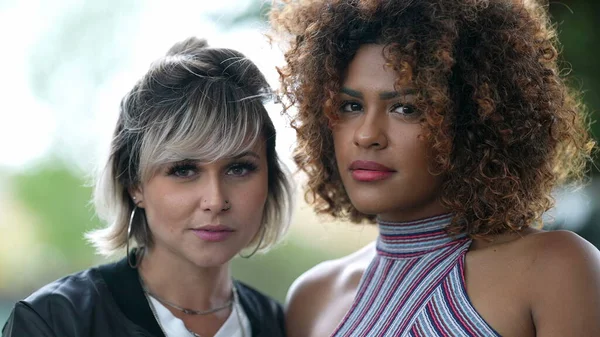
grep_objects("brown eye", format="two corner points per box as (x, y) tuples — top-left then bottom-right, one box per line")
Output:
(391, 103), (422, 123)
(392, 103), (417, 115)
(340, 101), (363, 113)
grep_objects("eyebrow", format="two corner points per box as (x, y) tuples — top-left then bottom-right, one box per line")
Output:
(175, 151), (260, 164)
(341, 87), (416, 100)
(341, 87), (363, 99)
(231, 151), (260, 160)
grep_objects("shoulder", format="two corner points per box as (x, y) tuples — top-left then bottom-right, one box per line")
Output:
(23, 268), (104, 314)
(3, 268), (106, 337)
(522, 230), (600, 290)
(235, 280), (282, 314)
(284, 243), (375, 337)
(515, 230), (600, 334)
(286, 242), (375, 308)
(518, 230), (600, 277)
(234, 281), (285, 336)
(479, 229), (600, 285)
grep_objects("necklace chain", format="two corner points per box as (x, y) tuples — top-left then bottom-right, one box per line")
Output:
(139, 275), (247, 337)
(143, 286), (233, 315)
(139, 274), (233, 316)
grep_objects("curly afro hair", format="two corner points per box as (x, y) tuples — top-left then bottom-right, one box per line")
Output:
(270, 0), (594, 238)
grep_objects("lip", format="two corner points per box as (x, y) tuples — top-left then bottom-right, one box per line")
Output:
(191, 225), (235, 242)
(349, 160), (395, 182)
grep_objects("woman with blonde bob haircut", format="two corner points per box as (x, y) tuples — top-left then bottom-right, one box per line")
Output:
(3, 37), (293, 337)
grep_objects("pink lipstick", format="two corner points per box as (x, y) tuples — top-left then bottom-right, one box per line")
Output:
(191, 225), (235, 242)
(349, 160), (395, 182)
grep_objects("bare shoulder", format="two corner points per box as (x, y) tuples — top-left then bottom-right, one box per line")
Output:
(490, 229), (600, 284)
(521, 230), (600, 274)
(284, 242), (376, 337)
(521, 230), (600, 335)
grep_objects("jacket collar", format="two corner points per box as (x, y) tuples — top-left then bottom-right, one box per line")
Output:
(97, 254), (165, 337)
(97, 252), (276, 337)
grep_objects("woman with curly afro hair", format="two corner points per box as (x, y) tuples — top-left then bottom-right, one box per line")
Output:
(271, 0), (600, 336)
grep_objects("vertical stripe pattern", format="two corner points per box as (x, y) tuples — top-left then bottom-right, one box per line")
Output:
(331, 214), (500, 337)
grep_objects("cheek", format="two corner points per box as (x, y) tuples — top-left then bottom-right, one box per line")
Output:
(237, 175), (269, 216)
(144, 190), (195, 228)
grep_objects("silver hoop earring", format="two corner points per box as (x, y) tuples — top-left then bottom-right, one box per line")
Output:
(239, 224), (266, 259)
(127, 204), (142, 268)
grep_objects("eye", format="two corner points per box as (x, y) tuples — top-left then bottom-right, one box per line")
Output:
(391, 103), (417, 115)
(340, 101), (363, 113)
(226, 162), (258, 177)
(166, 162), (198, 178)
(391, 103), (421, 122)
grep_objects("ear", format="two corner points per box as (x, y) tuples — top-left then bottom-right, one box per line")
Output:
(128, 185), (145, 208)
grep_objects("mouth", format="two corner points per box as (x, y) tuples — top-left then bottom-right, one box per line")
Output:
(349, 160), (395, 182)
(191, 225), (235, 242)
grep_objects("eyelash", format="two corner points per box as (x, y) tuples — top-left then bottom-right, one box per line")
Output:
(166, 160), (259, 178)
(339, 101), (418, 116)
(166, 160), (198, 178)
(390, 103), (417, 115)
(226, 161), (258, 177)
(339, 101), (362, 113)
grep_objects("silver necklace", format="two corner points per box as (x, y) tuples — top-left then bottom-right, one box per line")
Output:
(139, 275), (233, 315)
(141, 277), (247, 337)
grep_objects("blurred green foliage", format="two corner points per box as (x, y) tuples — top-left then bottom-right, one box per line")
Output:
(550, 1), (600, 172)
(11, 161), (100, 269)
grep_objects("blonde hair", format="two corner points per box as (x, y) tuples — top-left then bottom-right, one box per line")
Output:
(87, 37), (294, 257)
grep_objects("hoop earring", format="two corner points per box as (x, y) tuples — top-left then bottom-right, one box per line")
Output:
(239, 224), (266, 259)
(127, 204), (142, 268)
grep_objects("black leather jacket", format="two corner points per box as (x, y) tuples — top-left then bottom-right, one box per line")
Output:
(2, 257), (285, 337)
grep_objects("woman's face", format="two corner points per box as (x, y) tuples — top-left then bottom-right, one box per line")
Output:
(132, 140), (269, 267)
(332, 44), (446, 222)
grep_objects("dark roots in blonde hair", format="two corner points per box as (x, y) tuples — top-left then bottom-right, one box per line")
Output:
(271, 0), (594, 238)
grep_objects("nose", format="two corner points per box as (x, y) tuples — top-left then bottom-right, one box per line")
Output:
(353, 110), (388, 150)
(200, 176), (230, 213)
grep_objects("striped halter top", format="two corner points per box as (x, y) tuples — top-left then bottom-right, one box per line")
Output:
(331, 214), (500, 337)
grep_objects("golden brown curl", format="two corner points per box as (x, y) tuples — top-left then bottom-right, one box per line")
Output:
(271, 0), (594, 238)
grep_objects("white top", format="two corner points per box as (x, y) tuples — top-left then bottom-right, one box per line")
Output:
(148, 295), (252, 337)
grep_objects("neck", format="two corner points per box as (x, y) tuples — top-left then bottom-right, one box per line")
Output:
(137, 246), (232, 311)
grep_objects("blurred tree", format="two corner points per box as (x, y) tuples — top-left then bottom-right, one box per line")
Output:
(549, 1), (600, 174)
(11, 160), (102, 270)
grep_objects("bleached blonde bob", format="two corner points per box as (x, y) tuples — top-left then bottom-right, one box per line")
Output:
(86, 37), (293, 257)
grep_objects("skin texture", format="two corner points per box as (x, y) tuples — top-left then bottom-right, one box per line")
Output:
(131, 141), (268, 336)
(333, 44), (446, 222)
(284, 45), (600, 337)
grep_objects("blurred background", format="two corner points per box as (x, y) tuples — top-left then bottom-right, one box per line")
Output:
(0, 0), (598, 326)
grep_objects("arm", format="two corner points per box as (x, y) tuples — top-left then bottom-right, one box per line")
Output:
(530, 231), (600, 336)
(2, 302), (57, 337)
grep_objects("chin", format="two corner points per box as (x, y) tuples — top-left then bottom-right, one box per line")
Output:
(188, 250), (238, 268)
(350, 199), (388, 217)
